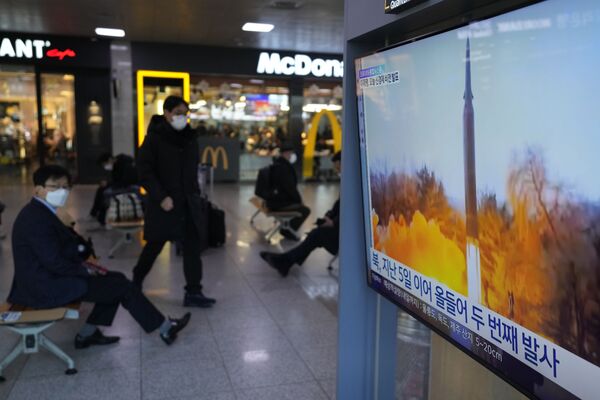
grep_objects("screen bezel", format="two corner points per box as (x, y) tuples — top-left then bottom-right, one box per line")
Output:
(353, 1), (580, 399)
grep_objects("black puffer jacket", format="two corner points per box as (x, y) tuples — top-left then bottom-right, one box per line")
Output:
(266, 156), (302, 210)
(138, 115), (202, 242)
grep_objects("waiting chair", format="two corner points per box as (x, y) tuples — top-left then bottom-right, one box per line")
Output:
(249, 196), (302, 242)
(0, 302), (81, 380)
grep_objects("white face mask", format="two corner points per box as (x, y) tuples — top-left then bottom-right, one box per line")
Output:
(169, 115), (188, 131)
(46, 188), (70, 208)
(103, 164), (113, 171)
(288, 153), (298, 164)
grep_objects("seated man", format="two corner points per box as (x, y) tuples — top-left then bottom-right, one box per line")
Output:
(8, 165), (189, 347)
(260, 151), (341, 276)
(89, 152), (138, 225)
(264, 143), (311, 240)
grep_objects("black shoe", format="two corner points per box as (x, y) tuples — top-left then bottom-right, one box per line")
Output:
(280, 229), (300, 242)
(75, 329), (120, 349)
(183, 292), (216, 308)
(260, 251), (293, 277)
(160, 312), (191, 346)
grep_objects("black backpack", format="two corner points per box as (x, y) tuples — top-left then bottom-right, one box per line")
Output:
(255, 165), (273, 200)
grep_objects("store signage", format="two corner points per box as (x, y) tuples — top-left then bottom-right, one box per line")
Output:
(0, 38), (50, 59)
(384, 0), (427, 14)
(202, 146), (229, 170)
(47, 48), (76, 60)
(256, 52), (343, 78)
(0, 37), (76, 61)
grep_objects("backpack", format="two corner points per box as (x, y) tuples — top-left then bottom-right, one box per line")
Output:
(106, 191), (144, 223)
(254, 165), (273, 200)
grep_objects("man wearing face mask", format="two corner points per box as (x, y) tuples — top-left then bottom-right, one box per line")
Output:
(265, 143), (311, 241)
(8, 165), (191, 347)
(133, 96), (216, 308)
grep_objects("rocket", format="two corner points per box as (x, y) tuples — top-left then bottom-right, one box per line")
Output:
(463, 37), (482, 303)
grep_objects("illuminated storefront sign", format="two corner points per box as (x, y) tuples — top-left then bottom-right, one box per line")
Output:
(256, 52), (343, 78)
(0, 37), (76, 60)
(46, 48), (76, 60)
(202, 146), (229, 170)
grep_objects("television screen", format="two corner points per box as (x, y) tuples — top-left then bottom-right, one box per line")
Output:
(355, 0), (600, 398)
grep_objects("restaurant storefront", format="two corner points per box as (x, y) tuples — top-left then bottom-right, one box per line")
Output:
(131, 43), (343, 181)
(0, 32), (113, 183)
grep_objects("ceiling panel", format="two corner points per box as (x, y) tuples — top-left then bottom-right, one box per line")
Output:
(0, 0), (344, 53)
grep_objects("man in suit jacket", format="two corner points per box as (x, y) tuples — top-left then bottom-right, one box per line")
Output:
(8, 165), (190, 347)
(260, 152), (341, 276)
(265, 143), (311, 241)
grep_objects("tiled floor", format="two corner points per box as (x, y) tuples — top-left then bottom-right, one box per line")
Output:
(0, 182), (341, 400)
(0, 180), (431, 399)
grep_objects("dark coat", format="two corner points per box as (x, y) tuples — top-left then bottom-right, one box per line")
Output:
(326, 198), (340, 228)
(8, 199), (89, 308)
(265, 156), (303, 210)
(111, 154), (137, 188)
(138, 115), (202, 242)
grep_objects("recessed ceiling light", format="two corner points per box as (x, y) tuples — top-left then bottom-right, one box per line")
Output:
(95, 27), (126, 37)
(242, 23), (274, 33)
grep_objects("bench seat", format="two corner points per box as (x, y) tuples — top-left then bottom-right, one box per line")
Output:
(249, 196), (302, 242)
(0, 302), (81, 381)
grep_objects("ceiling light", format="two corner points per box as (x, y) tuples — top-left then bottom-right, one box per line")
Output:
(95, 27), (126, 37)
(242, 23), (274, 33)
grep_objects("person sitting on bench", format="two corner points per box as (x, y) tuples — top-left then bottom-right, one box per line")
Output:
(89, 152), (138, 226)
(260, 151), (341, 276)
(264, 143), (311, 241)
(8, 165), (190, 348)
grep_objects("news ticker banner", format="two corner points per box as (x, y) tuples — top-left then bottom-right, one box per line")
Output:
(369, 249), (600, 400)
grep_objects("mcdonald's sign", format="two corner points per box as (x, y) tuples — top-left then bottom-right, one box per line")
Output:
(201, 146), (229, 170)
(302, 109), (342, 178)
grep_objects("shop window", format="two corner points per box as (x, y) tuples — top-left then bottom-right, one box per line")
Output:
(41, 73), (76, 173)
(189, 76), (290, 181)
(0, 65), (37, 167)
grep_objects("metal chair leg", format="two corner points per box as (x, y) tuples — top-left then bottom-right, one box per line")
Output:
(0, 339), (24, 381)
(265, 220), (281, 241)
(39, 334), (77, 374)
(108, 233), (127, 258)
(250, 209), (261, 228)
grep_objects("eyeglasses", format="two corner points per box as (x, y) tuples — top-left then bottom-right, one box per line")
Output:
(44, 184), (71, 190)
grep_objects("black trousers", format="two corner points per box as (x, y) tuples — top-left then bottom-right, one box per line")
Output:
(90, 185), (108, 225)
(133, 212), (203, 292)
(82, 271), (165, 333)
(286, 225), (339, 265)
(272, 204), (311, 231)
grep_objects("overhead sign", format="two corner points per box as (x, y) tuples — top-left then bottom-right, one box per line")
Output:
(384, 0), (427, 14)
(256, 52), (343, 78)
(0, 37), (76, 60)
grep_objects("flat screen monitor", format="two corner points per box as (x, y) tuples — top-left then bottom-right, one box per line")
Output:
(355, 0), (600, 398)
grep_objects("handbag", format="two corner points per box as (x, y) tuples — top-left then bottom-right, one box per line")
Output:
(106, 191), (144, 223)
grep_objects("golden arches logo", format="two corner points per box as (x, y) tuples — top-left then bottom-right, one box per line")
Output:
(302, 109), (342, 178)
(202, 146), (229, 170)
